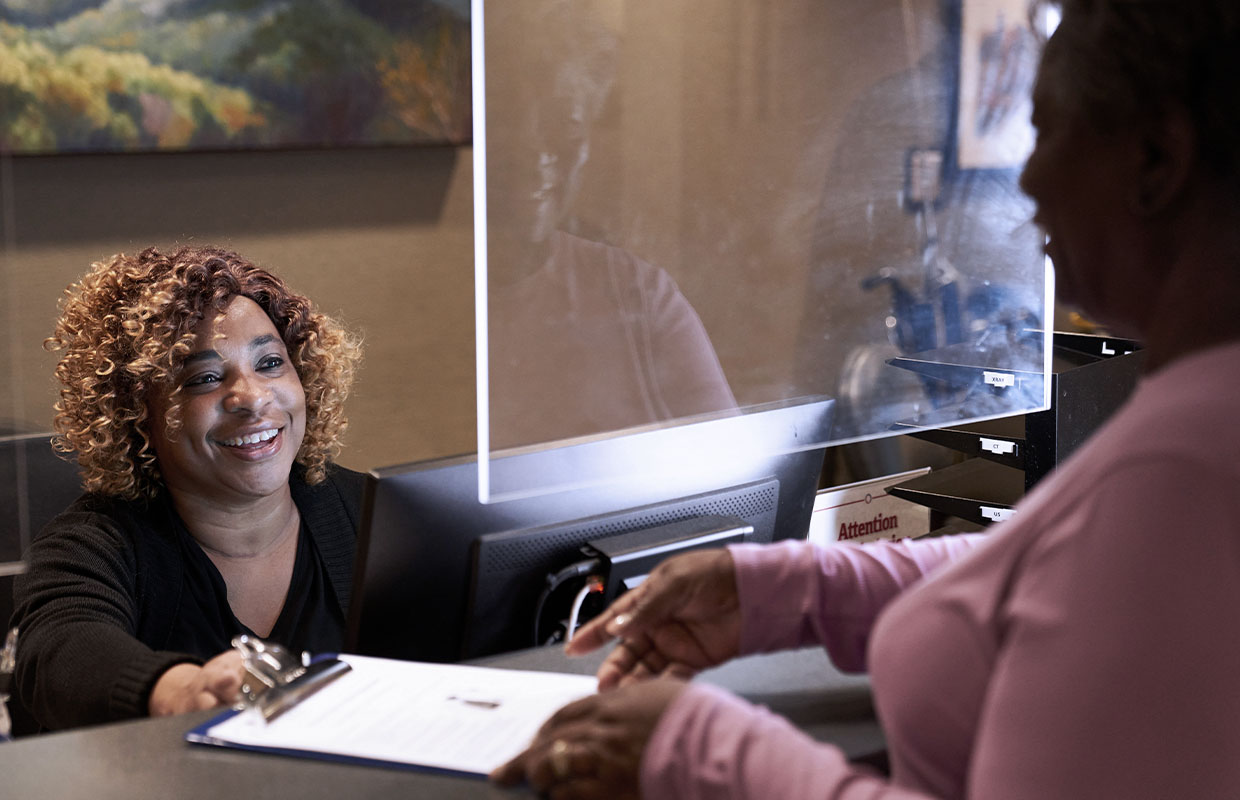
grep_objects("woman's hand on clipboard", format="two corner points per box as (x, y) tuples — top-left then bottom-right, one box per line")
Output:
(149, 650), (245, 717)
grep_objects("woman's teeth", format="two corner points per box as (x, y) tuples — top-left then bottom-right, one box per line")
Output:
(219, 429), (279, 447)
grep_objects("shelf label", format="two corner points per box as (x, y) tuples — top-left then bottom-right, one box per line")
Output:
(979, 437), (1017, 455)
(983, 371), (1016, 388)
(980, 506), (1017, 523)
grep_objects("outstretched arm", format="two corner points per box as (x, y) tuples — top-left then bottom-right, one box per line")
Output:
(567, 548), (741, 690)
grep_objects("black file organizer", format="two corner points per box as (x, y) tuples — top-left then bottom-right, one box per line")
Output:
(883, 332), (1144, 531)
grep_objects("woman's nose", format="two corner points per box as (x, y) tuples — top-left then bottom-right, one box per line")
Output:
(222, 375), (269, 414)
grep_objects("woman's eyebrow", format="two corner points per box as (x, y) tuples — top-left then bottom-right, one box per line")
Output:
(248, 333), (279, 352)
(183, 349), (221, 367)
(182, 335), (281, 367)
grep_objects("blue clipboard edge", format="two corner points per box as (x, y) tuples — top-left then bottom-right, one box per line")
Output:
(183, 707), (489, 780)
(182, 652), (492, 780)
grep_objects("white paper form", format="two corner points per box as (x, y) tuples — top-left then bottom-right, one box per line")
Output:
(188, 654), (598, 776)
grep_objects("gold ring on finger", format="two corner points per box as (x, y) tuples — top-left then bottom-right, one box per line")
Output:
(549, 739), (571, 780)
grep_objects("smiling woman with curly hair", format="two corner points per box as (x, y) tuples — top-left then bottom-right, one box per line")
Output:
(10, 245), (366, 733)
(47, 246), (359, 500)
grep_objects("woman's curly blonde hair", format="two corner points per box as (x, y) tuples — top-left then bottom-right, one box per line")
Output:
(46, 245), (363, 501)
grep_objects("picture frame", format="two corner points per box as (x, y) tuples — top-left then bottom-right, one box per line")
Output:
(0, 0), (472, 155)
(956, 0), (1040, 170)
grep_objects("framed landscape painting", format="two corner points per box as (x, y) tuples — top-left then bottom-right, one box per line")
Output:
(0, 0), (471, 154)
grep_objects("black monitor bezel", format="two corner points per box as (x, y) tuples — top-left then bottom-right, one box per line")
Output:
(346, 398), (833, 663)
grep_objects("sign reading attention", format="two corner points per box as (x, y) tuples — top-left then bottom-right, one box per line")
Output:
(807, 468), (933, 546)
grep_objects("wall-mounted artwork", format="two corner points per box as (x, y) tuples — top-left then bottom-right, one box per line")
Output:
(957, 0), (1039, 170)
(0, 0), (471, 155)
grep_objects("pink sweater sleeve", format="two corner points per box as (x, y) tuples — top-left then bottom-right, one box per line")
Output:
(730, 536), (985, 670)
(644, 460), (1240, 799)
(641, 683), (937, 800)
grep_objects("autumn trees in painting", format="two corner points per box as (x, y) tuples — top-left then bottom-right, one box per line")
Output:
(0, 0), (471, 153)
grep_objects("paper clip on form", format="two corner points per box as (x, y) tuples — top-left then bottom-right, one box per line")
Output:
(232, 634), (352, 723)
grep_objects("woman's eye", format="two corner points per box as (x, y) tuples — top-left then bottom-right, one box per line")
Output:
(258, 355), (286, 371)
(184, 373), (219, 388)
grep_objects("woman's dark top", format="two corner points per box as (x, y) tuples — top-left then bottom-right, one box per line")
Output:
(176, 516), (345, 657)
(8, 464), (365, 731)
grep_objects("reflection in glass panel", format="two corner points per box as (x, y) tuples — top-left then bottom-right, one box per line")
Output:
(477, 0), (1051, 501)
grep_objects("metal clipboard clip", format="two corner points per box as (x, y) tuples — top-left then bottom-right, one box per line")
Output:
(231, 634), (352, 723)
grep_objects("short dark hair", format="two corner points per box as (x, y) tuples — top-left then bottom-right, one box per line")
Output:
(1038, 0), (1240, 184)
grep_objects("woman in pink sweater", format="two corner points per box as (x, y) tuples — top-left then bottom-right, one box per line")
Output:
(493, 0), (1240, 796)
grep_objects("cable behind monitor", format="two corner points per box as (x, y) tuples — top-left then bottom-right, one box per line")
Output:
(464, 478), (779, 659)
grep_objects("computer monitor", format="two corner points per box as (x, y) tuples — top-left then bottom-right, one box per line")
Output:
(346, 397), (833, 663)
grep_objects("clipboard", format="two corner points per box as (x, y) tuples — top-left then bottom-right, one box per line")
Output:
(184, 652), (597, 777)
(228, 635), (353, 723)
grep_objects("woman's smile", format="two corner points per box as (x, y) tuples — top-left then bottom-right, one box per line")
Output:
(149, 295), (307, 504)
(214, 426), (285, 459)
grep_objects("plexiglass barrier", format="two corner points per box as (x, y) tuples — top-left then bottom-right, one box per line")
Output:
(476, 0), (1054, 502)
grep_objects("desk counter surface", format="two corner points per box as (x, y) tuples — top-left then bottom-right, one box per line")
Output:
(0, 646), (879, 799)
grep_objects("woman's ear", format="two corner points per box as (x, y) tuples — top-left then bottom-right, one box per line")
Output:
(1129, 105), (1196, 217)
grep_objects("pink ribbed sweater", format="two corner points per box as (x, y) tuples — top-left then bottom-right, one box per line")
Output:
(643, 341), (1240, 799)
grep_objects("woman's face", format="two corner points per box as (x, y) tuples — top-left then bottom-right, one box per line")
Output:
(148, 295), (307, 506)
(1019, 35), (1150, 334)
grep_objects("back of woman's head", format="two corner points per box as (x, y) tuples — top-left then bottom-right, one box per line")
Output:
(47, 245), (361, 501)
(1042, 0), (1240, 187)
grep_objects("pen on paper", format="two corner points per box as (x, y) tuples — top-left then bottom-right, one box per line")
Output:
(447, 695), (502, 709)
